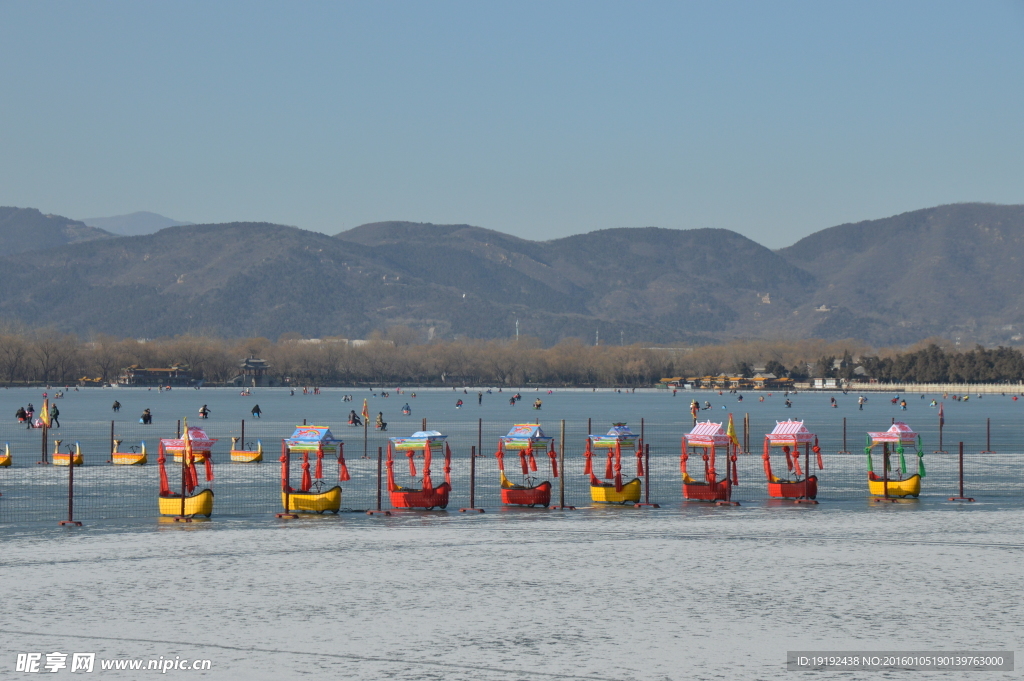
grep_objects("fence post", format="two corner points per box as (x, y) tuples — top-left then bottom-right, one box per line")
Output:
(367, 445), (390, 515)
(177, 420), (181, 438)
(982, 418), (995, 453)
(58, 443), (82, 526)
(460, 445), (485, 513)
(838, 417), (850, 454)
(635, 442), (660, 508)
(241, 419), (245, 449)
(39, 424), (49, 465)
(949, 441), (975, 502)
(553, 419), (574, 509)
(276, 441), (298, 519)
(376, 446), (382, 510)
(745, 411), (753, 454)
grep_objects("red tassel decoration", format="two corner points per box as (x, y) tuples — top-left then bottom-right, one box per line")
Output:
(548, 445), (559, 478)
(444, 442), (452, 486)
(583, 440), (593, 475)
(300, 452), (312, 492)
(158, 443), (170, 495)
(407, 450), (417, 477)
(338, 442), (350, 482)
(495, 441), (505, 471)
(422, 442), (433, 491)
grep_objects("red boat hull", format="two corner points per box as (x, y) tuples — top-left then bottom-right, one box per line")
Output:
(500, 481), (552, 507)
(767, 476), (818, 499)
(389, 482), (451, 510)
(683, 479), (731, 501)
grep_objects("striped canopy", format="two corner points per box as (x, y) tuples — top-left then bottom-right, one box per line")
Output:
(868, 421), (918, 446)
(766, 420), (815, 445)
(683, 421), (731, 447)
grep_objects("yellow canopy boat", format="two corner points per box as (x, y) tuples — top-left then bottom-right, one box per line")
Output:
(280, 426), (348, 515)
(159, 489), (214, 517)
(111, 440), (148, 465)
(52, 441), (84, 466)
(584, 424), (645, 504)
(865, 422), (925, 498)
(281, 485), (342, 513)
(0, 443), (11, 467)
(230, 437), (263, 463)
(158, 418), (215, 517)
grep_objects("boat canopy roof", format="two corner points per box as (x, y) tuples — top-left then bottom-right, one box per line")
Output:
(683, 420), (731, 447)
(501, 423), (552, 450)
(161, 426), (217, 452)
(766, 419), (815, 445)
(390, 430), (448, 451)
(285, 425), (341, 452)
(868, 421), (918, 446)
(589, 423), (638, 448)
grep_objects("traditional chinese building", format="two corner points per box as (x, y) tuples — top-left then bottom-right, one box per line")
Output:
(118, 364), (193, 386)
(240, 356), (270, 386)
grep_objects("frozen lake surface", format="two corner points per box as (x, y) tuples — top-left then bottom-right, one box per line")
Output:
(2, 501), (1021, 680)
(1, 387), (1021, 679)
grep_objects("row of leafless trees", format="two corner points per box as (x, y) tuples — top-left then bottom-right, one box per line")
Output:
(0, 327), (884, 387)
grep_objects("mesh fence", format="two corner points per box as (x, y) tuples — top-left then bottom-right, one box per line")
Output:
(0, 415), (1022, 523)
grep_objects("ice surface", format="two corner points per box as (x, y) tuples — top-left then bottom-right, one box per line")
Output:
(2, 501), (1021, 680)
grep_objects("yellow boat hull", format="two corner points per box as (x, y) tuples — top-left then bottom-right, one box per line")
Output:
(172, 452), (210, 463)
(0, 455), (10, 467)
(53, 453), (84, 466)
(112, 452), (147, 465)
(590, 478), (642, 504)
(158, 489), (214, 517)
(282, 486), (342, 513)
(230, 450), (263, 463)
(868, 474), (921, 498)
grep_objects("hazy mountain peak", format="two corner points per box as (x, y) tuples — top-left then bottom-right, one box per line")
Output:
(81, 211), (193, 236)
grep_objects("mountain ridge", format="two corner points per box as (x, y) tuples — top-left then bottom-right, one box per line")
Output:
(0, 202), (1021, 345)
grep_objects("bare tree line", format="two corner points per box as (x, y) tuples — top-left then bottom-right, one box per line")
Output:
(0, 325), (891, 387)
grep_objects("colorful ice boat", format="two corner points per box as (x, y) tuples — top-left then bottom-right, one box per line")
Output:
(584, 423), (644, 504)
(865, 422), (925, 498)
(230, 437), (264, 463)
(52, 441), (84, 466)
(0, 443), (11, 467)
(495, 423), (558, 507)
(111, 440), (148, 465)
(680, 420), (738, 502)
(165, 426), (217, 463)
(387, 431), (452, 509)
(763, 420), (822, 499)
(158, 419), (215, 517)
(280, 425), (347, 514)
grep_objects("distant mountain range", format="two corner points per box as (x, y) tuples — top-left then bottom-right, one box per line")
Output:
(1, 202), (1022, 345)
(81, 211), (193, 236)
(0, 207), (112, 254)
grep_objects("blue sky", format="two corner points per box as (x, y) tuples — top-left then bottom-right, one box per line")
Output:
(2, 1), (1023, 247)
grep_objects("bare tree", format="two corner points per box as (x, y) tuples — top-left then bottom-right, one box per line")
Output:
(0, 333), (27, 385)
